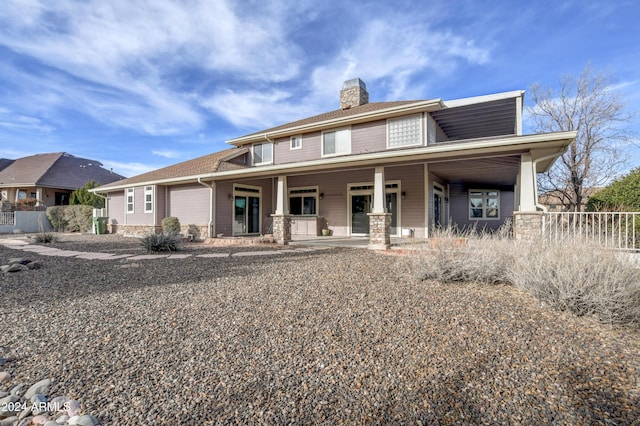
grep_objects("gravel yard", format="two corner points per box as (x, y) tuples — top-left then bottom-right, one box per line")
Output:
(1, 234), (639, 424)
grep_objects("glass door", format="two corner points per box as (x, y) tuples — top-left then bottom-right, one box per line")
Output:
(433, 185), (444, 228)
(351, 194), (371, 235)
(234, 195), (261, 235)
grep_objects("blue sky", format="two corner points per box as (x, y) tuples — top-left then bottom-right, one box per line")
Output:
(0, 0), (638, 177)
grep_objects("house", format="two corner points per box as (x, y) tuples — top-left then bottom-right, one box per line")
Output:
(94, 79), (576, 248)
(0, 152), (125, 206)
(538, 187), (604, 212)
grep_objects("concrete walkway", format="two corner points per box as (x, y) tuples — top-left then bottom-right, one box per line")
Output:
(0, 238), (332, 261)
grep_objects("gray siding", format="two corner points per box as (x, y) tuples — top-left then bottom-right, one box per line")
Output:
(167, 183), (210, 225)
(386, 164), (426, 238)
(125, 186), (154, 225)
(449, 183), (514, 231)
(273, 132), (322, 165)
(108, 191), (125, 225)
(352, 120), (386, 154)
(156, 185), (166, 225)
(214, 178), (274, 236)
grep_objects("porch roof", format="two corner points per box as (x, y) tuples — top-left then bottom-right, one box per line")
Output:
(93, 131), (576, 192)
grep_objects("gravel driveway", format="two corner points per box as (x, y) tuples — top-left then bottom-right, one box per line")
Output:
(1, 235), (639, 424)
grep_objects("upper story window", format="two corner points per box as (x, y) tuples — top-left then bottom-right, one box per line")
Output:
(290, 135), (302, 150)
(322, 128), (351, 157)
(126, 188), (134, 213)
(469, 190), (500, 220)
(388, 114), (422, 148)
(252, 142), (273, 165)
(144, 186), (153, 213)
(289, 187), (318, 215)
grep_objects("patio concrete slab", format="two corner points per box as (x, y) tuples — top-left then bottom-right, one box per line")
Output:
(167, 254), (192, 259)
(75, 252), (120, 260)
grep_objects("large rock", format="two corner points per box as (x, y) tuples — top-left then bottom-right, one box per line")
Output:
(0, 372), (9, 384)
(4, 263), (28, 273)
(23, 379), (51, 399)
(0, 395), (20, 418)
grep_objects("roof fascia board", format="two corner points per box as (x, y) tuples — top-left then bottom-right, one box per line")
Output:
(226, 99), (444, 146)
(443, 90), (525, 108)
(93, 131), (576, 192)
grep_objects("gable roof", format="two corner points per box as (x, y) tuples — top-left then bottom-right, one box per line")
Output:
(97, 147), (247, 190)
(227, 100), (441, 145)
(0, 152), (125, 190)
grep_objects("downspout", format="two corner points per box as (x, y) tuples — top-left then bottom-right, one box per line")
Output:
(531, 146), (569, 211)
(197, 177), (214, 238)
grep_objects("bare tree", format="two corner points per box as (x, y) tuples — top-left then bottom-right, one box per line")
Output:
(528, 65), (632, 211)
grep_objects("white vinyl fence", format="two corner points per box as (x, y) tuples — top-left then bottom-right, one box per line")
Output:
(543, 212), (639, 251)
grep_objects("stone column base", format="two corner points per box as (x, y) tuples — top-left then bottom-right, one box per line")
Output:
(271, 214), (292, 245)
(367, 212), (391, 250)
(512, 211), (544, 241)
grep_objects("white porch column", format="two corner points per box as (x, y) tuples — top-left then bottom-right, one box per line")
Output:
(275, 175), (288, 215)
(518, 152), (537, 212)
(372, 166), (385, 213)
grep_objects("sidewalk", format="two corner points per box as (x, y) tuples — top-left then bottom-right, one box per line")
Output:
(0, 238), (332, 261)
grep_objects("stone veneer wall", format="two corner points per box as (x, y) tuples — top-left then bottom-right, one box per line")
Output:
(512, 212), (544, 241)
(271, 215), (291, 245)
(340, 86), (369, 109)
(368, 213), (391, 250)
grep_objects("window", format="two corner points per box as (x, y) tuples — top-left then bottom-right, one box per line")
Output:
(144, 186), (153, 213)
(290, 135), (302, 150)
(289, 187), (318, 215)
(388, 114), (422, 148)
(126, 188), (134, 213)
(252, 142), (273, 165)
(469, 190), (500, 219)
(322, 128), (351, 156)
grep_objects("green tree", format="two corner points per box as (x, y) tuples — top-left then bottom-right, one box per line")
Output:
(528, 65), (633, 211)
(70, 180), (105, 208)
(586, 168), (640, 211)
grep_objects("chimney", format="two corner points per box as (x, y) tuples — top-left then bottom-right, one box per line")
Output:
(340, 78), (369, 109)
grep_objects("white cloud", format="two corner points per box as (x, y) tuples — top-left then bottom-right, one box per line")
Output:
(152, 150), (181, 159)
(99, 160), (158, 178)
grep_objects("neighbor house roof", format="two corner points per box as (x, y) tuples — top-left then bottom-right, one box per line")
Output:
(97, 147), (247, 190)
(0, 152), (125, 190)
(0, 159), (14, 172)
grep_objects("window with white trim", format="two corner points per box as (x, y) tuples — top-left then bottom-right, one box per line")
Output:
(290, 135), (302, 150)
(387, 114), (422, 148)
(252, 142), (273, 165)
(469, 190), (500, 219)
(322, 128), (351, 156)
(126, 188), (134, 213)
(289, 187), (318, 215)
(144, 186), (153, 213)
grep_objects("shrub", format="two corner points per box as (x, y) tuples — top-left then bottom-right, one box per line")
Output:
(32, 232), (57, 244)
(404, 228), (640, 326)
(140, 233), (182, 253)
(45, 205), (93, 232)
(508, 238), (640, 326)
(410, 226), (513, 285)
(162, 216), (181, 235)
(46, 206), (67, 231)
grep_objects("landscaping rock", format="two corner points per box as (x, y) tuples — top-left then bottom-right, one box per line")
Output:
(24, 379), (51, 399)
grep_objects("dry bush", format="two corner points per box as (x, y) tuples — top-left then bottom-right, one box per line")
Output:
(405, 227), (640, 326)
(509, 237), (640, 326)
(410, 226), (514, 285)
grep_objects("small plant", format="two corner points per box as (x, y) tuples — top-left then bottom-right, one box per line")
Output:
(32, 232), (57, 244)
(162, 216), (181, 235)
(140, 232), (182, 253)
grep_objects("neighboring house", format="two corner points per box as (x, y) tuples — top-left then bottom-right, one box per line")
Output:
(94, 78), (576, 248)
(538, 187), (604, 212)
(0, 152), (125, 206)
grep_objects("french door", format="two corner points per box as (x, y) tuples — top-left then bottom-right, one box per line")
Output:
(233, 185), (261, 235)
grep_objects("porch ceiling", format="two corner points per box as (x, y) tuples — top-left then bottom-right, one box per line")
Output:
(429, 155), (520, 186)
(431, 98), (517, 141)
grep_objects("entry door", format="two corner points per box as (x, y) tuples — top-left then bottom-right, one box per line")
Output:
(234, 195), (260, 234)
(433, 185), (444, 227)
(386, 192), (398, 236)
(351, 194), (371, 235)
